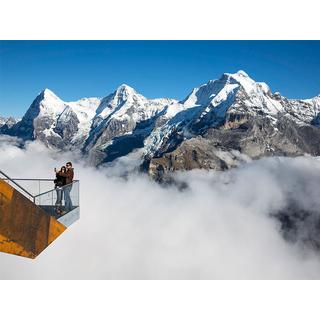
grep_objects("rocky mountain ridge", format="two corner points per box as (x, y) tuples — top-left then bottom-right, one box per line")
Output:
(1, 71), (319, 177)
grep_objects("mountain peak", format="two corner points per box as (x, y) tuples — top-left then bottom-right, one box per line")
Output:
(118, 83), (133, 90)
(219, 70), (261, 94)
(115, 84), (136, 95)
(29, 88), (65, 115)
(235, 70), (249, 77)
(41, 88), (57, 96)
(37, 88), (63, 103)
(111, 84), (141, 102)
(95, 84), (142, 117)
(223, 70), (252, 81)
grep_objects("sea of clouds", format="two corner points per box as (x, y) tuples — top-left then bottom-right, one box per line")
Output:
(1, 136), (320, 279)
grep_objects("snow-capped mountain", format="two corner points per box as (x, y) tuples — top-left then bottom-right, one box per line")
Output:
(145, 71), (320, 179)
(1, 70), (320, 176)
(144, 71), (320, 157)
(84, 84), (177, 164)
(5, 89), (101, 149)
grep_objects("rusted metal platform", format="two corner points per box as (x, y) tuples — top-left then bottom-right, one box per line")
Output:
(0, 179), (66, 258)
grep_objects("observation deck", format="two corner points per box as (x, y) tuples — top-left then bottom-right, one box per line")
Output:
(0, 170), (79, 259)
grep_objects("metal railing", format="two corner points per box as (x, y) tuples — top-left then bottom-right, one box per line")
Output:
(0, 170), (35, 202)
(0, 169), (79, 218)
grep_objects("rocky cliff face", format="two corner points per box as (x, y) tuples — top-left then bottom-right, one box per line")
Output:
(1, 71), (320, 175)
(147, 115), (320, 181)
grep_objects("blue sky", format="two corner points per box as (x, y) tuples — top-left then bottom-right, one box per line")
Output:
(0, 40), (319, 117)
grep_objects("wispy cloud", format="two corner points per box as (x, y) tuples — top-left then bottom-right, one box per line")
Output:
(0, 138), (320, 279)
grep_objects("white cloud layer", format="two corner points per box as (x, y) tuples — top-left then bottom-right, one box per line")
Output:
(1, 137), (320, 279)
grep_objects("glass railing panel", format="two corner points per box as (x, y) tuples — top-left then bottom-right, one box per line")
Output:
(34, 181), (79, 218)
(4, 179), (57, 198)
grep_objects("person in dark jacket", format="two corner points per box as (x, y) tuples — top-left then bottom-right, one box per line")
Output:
(54, 166), (66, 207)
(55, 162), (74, 212)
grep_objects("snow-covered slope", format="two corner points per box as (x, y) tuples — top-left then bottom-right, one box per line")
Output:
(56, 97), (101, 145)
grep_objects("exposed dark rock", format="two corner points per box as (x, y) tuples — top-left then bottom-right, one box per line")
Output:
(148, 115), (320, 180)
